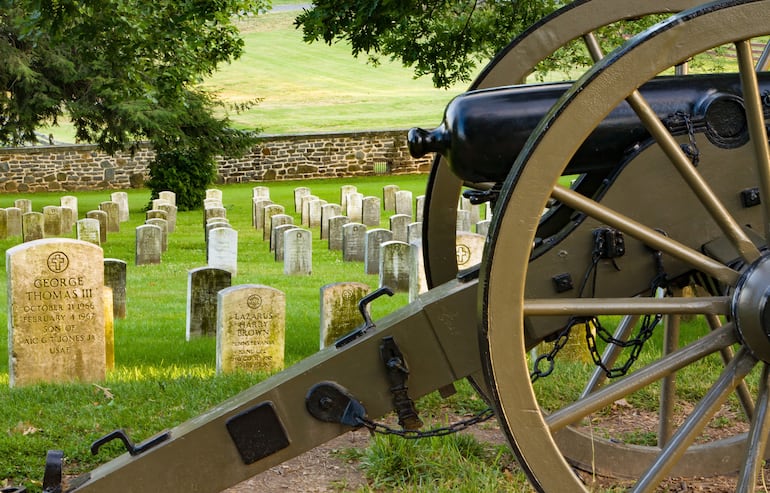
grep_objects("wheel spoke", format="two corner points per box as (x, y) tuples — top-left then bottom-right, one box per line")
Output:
(659, 309), (680, 446)
(546, 325), (739, 432)
(625, 89), (761, 264)
(551, 185), (741, 285)
(633, 348), (759, 492)
(737, 364), (770, 492)
(524, 295), (730, 317)
(737, 39), (770, 243)
(705, 312), (756, 420)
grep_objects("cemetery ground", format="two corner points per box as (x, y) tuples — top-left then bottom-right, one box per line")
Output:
(0, 177), (759, 492)
(0, 174), (526, 492)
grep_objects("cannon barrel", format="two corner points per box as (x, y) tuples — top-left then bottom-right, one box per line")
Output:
(409, 73), (770, 183)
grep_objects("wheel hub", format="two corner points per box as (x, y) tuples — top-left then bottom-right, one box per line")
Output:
(732, 253), (770, 362)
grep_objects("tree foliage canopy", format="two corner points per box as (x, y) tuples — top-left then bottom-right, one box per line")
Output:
(1, 0), (268, 208)
(296, 0), (564, 89)
(296, 0), (665, 89)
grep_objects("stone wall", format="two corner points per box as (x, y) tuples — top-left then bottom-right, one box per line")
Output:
(0, 130), (434, 193)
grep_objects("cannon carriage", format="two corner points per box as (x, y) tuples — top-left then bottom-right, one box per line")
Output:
(43, 1), (770, 491)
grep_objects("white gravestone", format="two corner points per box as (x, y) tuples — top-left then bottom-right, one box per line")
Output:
(208, 227), (238, 276)
(283, 228), (312, 275)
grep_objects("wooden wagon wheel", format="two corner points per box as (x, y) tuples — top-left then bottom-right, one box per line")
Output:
(421, 0), (704, 288)
(481, 1), (770, 490)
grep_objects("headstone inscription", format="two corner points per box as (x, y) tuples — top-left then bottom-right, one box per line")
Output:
(146, 218), (168, 252)
(364, 228), (393, 275)
(0, 208), (8, 239)
(43, 206), (63, 237)
(99, 201), (120, 233)
(86, 210), (109, 244)
(111, 191), (130, 222)
(146, 209), (168, 221)
(186, 267), (232, 340)
(206, 188), (223, 201)
(22, 212), (44, 242)
(407, 222), (423, 244)
(300, 195), (319, 227)
(273, 225), (299, 262)
(15, 199), (32, 215)
(389, 214), (411, 243)
(104, 258), (127, 319)
(208, 227), (238, 276)
(158, 203), (177, 233)
(362, 196), (381, 227)
(7, 207), (22, 237)
(346, 193), (364, 223)
(328, 215), (350, 251)
(159, 190), (177, 207)
(320, 203), (342, 240)
(307, 199), (327, 229)
(476, 220), (491, 237)
(253, 186), (270, 200)
(60, 196), (78, 229)
(340, 185), (357, 212)
(76, 218), (101, 245)
(409, 240), (428, 302)
(294, 187), (311, 213)
(135, 224), (162, 265)
(319, 282), (370, 348)
(103, 286), (114, 370)
(342, 223), (366, 262)
(252, 198), (273, 230)
(216, 285), (285, 374)
(61, 207), (75, 236)
(455, 232), (486, 270)
(379, 241), (411, 292)
(383, 185), (400, 212)
(269, 214), (294, 252)
(456, 209), (471, 232)
(283, 228), (312, 275)
(7, 239), (105, 387)
(395, 190), (413, 219)
(416, 195), (426, 223)
(263, 204), (285, 242)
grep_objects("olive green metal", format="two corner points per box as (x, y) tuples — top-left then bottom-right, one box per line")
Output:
(659, 302), (681, 447)
(482, 1), (770, 491)
(65, 278), (481, 493)
(737, 364), (770, 492)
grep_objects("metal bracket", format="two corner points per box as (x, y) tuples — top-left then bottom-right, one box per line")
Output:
(334, 287), (394, 348)
(380, 336), (423, 430)
(306, 382), (367, 427)
(42, 450), (63, 493)
(90, 429), (170, 457)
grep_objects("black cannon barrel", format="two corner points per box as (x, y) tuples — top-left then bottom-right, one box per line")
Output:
(409, 73), (770, 183)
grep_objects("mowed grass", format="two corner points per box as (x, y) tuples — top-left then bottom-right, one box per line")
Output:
(43, 9), (468, 142)
(0, 176), (442, 490)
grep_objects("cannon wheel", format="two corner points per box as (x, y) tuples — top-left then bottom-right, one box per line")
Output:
(422, 0), (704, 288)
(482, 1), (770, 491)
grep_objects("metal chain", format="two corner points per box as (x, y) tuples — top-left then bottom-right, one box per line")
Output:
(675, 111), (700, 166)
(531, 236), (669, 382)
(355, 407), (495, 439)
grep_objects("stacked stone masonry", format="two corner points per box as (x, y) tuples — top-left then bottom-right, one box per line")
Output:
(0, 130), (432, 193)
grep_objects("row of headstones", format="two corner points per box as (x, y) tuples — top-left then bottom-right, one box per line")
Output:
(135, 190), (179, 265)
(5, 237), (368, 385)
(185, 265), (386, 374)
(0, 193), (131, 244)
(252, 185), (490, 291)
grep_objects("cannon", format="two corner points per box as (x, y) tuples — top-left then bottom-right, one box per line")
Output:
(38, 1), (770, 491)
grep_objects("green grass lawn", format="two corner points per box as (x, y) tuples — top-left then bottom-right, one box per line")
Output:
(43, 9), (468, 143)
(0, 176), (443, 490)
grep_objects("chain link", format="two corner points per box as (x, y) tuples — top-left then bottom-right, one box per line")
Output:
(356, 408), (495, 439)
(531, 231), (669, 382)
